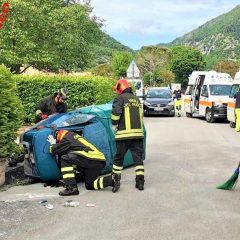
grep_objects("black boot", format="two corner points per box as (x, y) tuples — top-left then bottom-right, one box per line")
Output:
(59, 185), (79, 196)
(112, 174), (121, 193)
(135, 176), (145, 191)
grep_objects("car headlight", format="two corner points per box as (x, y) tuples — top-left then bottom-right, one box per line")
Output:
(144, 101), (151, 106)
(167, 101), (174, 106)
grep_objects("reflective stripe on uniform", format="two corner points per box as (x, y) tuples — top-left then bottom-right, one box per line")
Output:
(124, 107), (131, 130)
(94, 179), (98, 190)
(99, 177), (104, 189)
(111, 114), (120, 121)
(112, 165), (122, 174)
(135, 165), (144, 171)
(61, 167), (74, 172)
(115, 132), (144, 139)
(63, 173), (75, 179)
(73, 135), (106, 160)
(139, 107), (143, 130)
(113, 164), (123, 170)
(93, 177), (104, 190)
(136, 171), (144, 175)
(116, 129), (143, 134)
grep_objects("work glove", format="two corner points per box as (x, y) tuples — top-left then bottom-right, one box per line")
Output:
(47, 135), (56, 145)
(41, 114), (48, 120)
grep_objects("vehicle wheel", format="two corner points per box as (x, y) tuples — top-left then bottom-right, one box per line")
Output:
(143, 112), (148, 117)
(205, 109), (215, 123)
(169, 111), (175, 117)
(230, 121), (236, 128)
(186, 112), (192, 118)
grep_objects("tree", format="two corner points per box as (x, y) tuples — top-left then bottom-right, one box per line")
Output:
(143, 68), (175, 87)
(171, 46), (206, 87)
(0, 65), (24, 158)
(213, 60), (239, 78)
(111, 52), (134, 79)
(91, 63), (113, 77)
(136, 46), (172, 77)
(0, 0), (103, 73)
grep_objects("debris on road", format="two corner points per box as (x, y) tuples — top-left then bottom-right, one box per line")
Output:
(86, 203), (95, 207)
(63, 200), (79, 207)
(0, 231), (7, 237)
(39, 199), (54, 210)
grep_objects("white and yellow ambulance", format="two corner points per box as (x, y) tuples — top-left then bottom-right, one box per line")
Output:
(183, 71), (233, 123)
(227, 71), (240, 128)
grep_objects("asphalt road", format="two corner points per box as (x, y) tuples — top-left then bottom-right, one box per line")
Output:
(1, 116), (240, 240)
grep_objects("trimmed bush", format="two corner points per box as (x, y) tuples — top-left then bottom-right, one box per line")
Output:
(13, 75), (116, 122)
(0, 65), (24, 158)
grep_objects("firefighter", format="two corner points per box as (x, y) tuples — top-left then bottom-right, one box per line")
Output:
(34, 88), (69, 123)
(111, 79), (145, 193)
(173, 86), (182, 117)
(47, 130), (113, 196)
(234, 89), (240, 132)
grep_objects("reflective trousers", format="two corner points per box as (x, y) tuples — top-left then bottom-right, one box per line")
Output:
(235, 108), (240, 132)
(60, 153), (112, 190)
(112, 139), (144, 177)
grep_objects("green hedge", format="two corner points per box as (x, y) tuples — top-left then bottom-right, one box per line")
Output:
(0, 65), (24, 158)
(13, 75), (116, 122)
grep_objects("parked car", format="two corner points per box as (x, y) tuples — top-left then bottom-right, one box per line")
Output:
(143, 87), (175, 117)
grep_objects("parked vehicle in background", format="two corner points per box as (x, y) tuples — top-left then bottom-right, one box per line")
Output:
(184, 71), (233, 123)
(227, 70), (240, 128)
(143, 87), (175, 117)
(127, 78), (144, 100)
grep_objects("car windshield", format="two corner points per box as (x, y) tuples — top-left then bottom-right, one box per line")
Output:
(209, 85), (232, 96)
(146, 89), (172, 98)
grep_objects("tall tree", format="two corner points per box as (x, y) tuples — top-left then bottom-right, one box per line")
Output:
(213, 60), (239, 78)
(111, 51), (134, 79)
(0, 0), (103, 73)
(136, 46), (172, 77)
(171, 46), (206, 87)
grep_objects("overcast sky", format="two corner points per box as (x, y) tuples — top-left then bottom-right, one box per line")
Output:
(90, 0), (240, 50)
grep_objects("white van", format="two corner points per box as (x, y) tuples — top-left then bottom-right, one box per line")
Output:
(184, 71), (233, 123)
(127, 78), (144, 100)
(227, 70), (240, 128)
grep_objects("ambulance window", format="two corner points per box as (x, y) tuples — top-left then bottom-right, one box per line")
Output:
(201, 85), (208, 97)
(229, 85), (240, 98)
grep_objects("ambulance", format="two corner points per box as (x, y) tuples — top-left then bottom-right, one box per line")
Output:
(184, 71), (233, 123)
(227, 70), (240, 128)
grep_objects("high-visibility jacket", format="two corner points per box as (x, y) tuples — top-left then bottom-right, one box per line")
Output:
(50, 132), (106, 163)
(111, 89), (144, 141)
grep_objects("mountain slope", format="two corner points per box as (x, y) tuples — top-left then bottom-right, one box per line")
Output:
(93, 33), (134, 65)
(167, 5), (240, 67)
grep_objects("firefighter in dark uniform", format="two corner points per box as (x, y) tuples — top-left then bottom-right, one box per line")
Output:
(47, 130), (113, 196)
(34, 88), (69, 123)
(111, 79), (145, 193)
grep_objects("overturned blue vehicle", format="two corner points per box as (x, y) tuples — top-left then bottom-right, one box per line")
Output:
(20, 103), (146, 182)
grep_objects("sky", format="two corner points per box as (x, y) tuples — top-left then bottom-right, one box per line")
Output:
(90, 0), (240, 50)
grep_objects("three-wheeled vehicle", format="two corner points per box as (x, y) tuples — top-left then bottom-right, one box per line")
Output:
(20, 103), (146, 182)
(183, 71), (233, 123)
